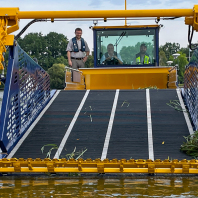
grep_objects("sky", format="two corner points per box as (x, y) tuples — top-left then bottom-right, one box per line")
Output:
(1, 0), (198, 52)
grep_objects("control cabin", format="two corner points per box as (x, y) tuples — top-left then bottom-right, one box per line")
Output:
(65, 25), (177, 90)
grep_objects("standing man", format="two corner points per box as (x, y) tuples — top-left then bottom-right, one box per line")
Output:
(133, 43), (151, 65)
(67, 28), (90, 69)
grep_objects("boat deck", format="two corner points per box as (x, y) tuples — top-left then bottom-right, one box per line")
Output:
(9, 89), (191, 160)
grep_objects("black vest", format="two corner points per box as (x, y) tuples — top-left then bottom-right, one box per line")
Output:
(72, 37), (86, 52)
(104, 52), (119, 65)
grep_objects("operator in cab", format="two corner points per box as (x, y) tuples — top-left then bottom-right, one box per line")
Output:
(100, 44), (123, 65)
(133, 43), (151, 65)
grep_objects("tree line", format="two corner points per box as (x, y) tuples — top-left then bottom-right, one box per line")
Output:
(159, 42), (190, 83)
(1, 32), (195, 89)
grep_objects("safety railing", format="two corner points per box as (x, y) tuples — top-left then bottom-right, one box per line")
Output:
(0, 43), (51, 156)
(0, 158), (198, 174)
(184, 47), (198, 130)
(64, 66), (85, 90)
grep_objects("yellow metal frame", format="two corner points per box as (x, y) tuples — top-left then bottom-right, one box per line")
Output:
(93, 25), (160, 29)
(1, 158), (198, 174)
(64, 70), (85, 90)
(79, 67), (177, 90)
(0, 5), (197, 70)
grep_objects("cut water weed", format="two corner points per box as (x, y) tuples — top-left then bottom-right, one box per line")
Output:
(166, 100), (186, 112)
(138, 86), (158, 89)
(41, 144), (58, 159)
(65, 147), (87, 160)
(180, 131), (198, 158)
(41, 144), (87, 160)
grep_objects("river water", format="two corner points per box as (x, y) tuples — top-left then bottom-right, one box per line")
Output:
(0, 175), (198, 197)
(1, 90), (198, 197)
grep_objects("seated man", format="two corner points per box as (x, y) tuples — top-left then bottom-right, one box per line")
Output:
(133, 43), (151, 65)
(100, 44), (123, 65)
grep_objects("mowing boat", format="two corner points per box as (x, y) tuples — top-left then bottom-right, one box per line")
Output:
(0, 5), (198, 174)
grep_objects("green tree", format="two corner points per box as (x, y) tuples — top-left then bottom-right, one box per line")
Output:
(18, 33), (49, 69)
(18, 32), (69, 70)
(189, 48), (198, 65)
(160, 42), (180, 60)
(45, 32), (68, 59)
(85, 51), (94, 68)
(120, 42), (153, 64)
(172, 52), (188, 83)
(159, 50), (167, 66)
(54, 56), (68, 65)
(47, 64), (65, 89)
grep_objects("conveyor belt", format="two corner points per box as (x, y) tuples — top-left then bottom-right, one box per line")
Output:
(11, 89), (192, 160)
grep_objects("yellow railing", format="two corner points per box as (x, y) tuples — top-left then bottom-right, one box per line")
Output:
(1, 158), (198, 174)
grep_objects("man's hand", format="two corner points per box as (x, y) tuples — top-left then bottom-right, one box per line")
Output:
(83, 56), (88, 63)
(68, 60), (72, 67)
(105, 57), (112, 61)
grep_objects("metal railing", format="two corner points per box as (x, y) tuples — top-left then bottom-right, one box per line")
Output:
(0, 43), (51, 157)
(184, 47), (198, 130)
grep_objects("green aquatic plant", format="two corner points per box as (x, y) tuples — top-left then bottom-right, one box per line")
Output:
(121, 100), (130, 107)
(166, 100), (186, 112)
(41, 144), (58, 159)
(41, 144), (87, 160)
(180, 131), (198, 157)
(65, 147), (87, 160)
(138, 86), (158, 89)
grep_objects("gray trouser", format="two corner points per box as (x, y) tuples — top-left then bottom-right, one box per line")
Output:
(71, 59), (85, 69)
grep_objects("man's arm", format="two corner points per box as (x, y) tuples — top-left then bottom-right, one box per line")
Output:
(67, 51), (72, 67)
(83, 40), (90, 63)
(100, 55), (105, 64)
(116, 54), (123, 65)
(83, 51), (90, 63)
(66, 40), (73, 67)
(132, 56), (136, 65)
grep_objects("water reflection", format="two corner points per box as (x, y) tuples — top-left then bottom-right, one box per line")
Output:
(0, 176), (198, 197)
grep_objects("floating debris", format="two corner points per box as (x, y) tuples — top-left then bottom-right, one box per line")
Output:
(89, 114), (92, 122)
(41, 144), (58, 159)
(121, 100), (130, 107)
(166, 100), (186, 112)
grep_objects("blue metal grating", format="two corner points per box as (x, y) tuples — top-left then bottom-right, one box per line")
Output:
(184, 47), (198, 131)
(0, 44), (51, 156)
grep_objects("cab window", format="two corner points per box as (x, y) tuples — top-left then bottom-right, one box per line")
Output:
(95, 28), (157, 67)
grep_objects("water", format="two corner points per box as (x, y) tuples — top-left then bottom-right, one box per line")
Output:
(0, 175), (198, 197)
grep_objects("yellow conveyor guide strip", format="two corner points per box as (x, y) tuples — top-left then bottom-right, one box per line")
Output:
(1, 158), (198, 174)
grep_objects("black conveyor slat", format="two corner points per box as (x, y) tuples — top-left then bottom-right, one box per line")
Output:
(12, 89), (192, 160)
(107, 90), (148, 160)
(14, 91), (86, 159)
(61, 91), (115, 159)
(150, 89), (191, 160)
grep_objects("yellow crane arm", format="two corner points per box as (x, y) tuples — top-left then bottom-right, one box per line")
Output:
(17, 9), (193, 19)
